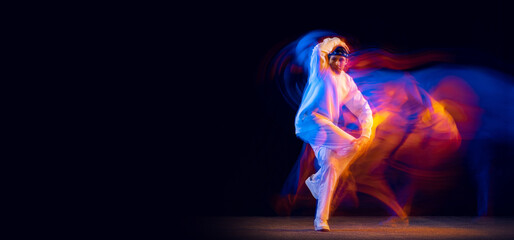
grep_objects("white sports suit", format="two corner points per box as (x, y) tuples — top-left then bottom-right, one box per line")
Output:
(295, 38), (373, 222)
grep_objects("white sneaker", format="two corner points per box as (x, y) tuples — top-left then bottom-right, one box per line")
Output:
(305, 175), (319, 199)
(314, 218), (330, 232)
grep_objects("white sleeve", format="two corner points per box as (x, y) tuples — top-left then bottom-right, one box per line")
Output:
(345, 77), (373, 138)
(295, 77), (355, 142)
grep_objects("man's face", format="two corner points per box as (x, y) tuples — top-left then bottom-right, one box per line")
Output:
(328, 55), (348, 74)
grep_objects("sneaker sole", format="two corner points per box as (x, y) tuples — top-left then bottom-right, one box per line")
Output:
(305, 177), (318, 199)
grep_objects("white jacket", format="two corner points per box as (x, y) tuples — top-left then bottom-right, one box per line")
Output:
(295, 38), (373, 149)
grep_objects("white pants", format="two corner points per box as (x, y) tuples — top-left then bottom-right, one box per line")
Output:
(310, 143), (357, 221)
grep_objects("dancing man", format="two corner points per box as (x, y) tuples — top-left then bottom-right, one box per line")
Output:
(295, 37), (373, 231)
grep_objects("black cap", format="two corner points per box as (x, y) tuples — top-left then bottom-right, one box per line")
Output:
(328, 46), (349, 57)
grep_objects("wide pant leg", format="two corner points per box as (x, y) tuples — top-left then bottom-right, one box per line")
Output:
(312, 145), (356, 221)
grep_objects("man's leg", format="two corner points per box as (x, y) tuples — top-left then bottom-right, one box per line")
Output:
(313, 146), (355, 230)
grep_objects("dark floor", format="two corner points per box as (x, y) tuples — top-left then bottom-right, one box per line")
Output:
(192, 216), (514, 240)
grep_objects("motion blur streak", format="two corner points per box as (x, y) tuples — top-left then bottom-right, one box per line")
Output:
(264, 30), (514, 218)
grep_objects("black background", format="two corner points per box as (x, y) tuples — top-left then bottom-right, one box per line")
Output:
(174, 0), (514, 219)
(13, 1), (514, 236)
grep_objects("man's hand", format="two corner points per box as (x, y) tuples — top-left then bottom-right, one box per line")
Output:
(318, 37), (343, 54)
(352, 136), (370, 152)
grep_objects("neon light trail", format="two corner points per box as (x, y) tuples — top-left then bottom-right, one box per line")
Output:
(261, 31), (514, 228)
